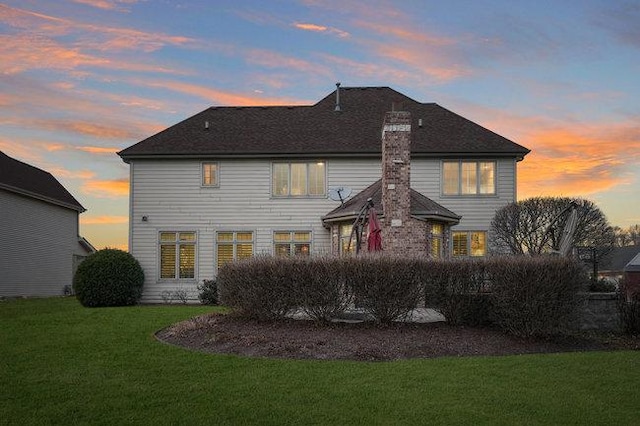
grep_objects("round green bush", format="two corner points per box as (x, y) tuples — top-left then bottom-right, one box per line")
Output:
(73, 248), (145, 307)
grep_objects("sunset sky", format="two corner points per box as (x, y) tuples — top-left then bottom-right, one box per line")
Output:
(1, 0), (639, 250)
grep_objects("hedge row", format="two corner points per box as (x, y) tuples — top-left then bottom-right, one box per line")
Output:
(217, 255), (588, 336)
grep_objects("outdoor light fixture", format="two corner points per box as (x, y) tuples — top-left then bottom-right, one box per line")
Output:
(142, 216), (148, 222)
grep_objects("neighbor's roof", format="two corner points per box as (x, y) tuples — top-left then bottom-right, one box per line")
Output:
(624, 252), (640, 273)
(118, 86), (530, 161)
(0, 151), (85, 212)
(599, 246), (640, 272)
(322, 179), (461, 225)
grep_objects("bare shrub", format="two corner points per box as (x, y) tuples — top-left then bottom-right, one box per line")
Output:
(618, 279), (640, 335)
(486, 256), (587, 337)
(344, 255), (422, 323)
(295, 256), (353, 322)
(217, 255), (299, 320)
(419, 259), (490, 326)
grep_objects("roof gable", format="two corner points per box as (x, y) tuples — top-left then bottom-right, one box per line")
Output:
(118, 86), (529, 160)
(0, 151), (85, 212)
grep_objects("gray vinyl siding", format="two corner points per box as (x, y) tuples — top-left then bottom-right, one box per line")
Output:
(411, 158), (516, 231)
(129, 158), (381, 302)
(0, 189), (82, 297)
(129, 157), (516, 302)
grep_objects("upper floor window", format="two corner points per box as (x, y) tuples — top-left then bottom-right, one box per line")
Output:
(159, 232), (196, 279)
(443, 161), (495, 195)
(274, 231), (311, 256)
(452, 231), (487, 257)
(202, 162), (219, 187)
(272, 162), (326, 197)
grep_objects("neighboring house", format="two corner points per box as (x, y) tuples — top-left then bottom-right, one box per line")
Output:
(118, 86), (529, 302)
(0, 151), (95, 297)
(598, 246), (640, 281)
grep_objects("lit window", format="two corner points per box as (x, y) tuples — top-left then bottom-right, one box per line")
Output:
(340, 223), (356, 254)
(274, 231), (311, 256)
(272, 162), (326, 197)
(216, 231), (254, 270)
(452, 231), (487, 257)
(443, 161), (495, 195)
(431, 223), (444, 258)
(159, 232), (196, 279)
(202, 163), (219, 187)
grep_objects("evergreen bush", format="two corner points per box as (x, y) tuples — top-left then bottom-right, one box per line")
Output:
(198, 279), (218, 305)
(73, 249), (144, 307)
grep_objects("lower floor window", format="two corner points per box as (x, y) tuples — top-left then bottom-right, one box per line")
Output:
(274, 231), (311, 256)
(217, 231), (254, 269)
(160, 232), (196, 279)
(452, 231), (487, 257)
(431, 223), (444, 258)
(339, 224), (356, 254)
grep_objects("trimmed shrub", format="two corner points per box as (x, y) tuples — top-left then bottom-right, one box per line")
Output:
(295, 256), (352, 322)
(73, 249), (144, 307)
(486, 256), (587, 337)
(217, 255), (299, 320)
(420, 259), (490, 326)
(198, 279), (218, 305)
(618, 280), (640, 335)
(589, 278), (617, 293)
(344, 255), (422, 323)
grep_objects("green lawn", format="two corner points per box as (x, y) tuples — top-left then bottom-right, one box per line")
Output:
(1, 298), (638, 425)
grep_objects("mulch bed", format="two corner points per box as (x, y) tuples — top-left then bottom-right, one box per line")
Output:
(156, 312), (639, 361)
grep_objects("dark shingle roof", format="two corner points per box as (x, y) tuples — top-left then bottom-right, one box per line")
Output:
(118, 87), (529, 160)
(600, 246), (640, 272)
(322, 179), (461, 224)
(0, 151), (85, 212)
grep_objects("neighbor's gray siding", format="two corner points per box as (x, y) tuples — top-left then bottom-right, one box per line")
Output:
(0, 189), (81, 297)
(129, 158), (381, 302)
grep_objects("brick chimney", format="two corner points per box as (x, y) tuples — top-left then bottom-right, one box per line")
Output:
(381, 110), (412, 253)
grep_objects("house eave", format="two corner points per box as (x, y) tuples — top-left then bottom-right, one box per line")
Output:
(0, 183), (86, 212)
(118, 150), (529, 163)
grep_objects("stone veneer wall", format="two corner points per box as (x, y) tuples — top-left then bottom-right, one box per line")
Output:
(578, 292), (619, 331)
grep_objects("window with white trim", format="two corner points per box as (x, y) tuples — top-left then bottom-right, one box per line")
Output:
(272, 162), (326, 197)
(452, 231), (487, 257)
(340, 223), (356, 254)
(202, 162), (219, 187)
(431, 223), (444, 258)
(159, 232), (196, 279)
(216, 231), (254, 269)
(443, 161), (495, 195)
(274, 231), (311, 256)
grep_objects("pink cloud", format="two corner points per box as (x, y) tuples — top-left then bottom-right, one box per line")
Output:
(134, 79), (310, 106)
(81, 215), (128, 224)
(76, 146), (120, 154)
(81, 178), (129, 198)
(293, 22), (350, 38)
(72, 0), (137, 12)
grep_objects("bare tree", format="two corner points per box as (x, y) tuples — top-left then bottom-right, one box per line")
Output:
(613, 224), (640, 247)
(490, 197), (615, 256)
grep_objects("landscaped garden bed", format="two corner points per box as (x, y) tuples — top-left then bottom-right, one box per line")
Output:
(157, 312), (638, 361)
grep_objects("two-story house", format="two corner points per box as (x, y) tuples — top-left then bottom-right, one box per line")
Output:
(118, 86), (529, 302)
(0, 151), (95, 297)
